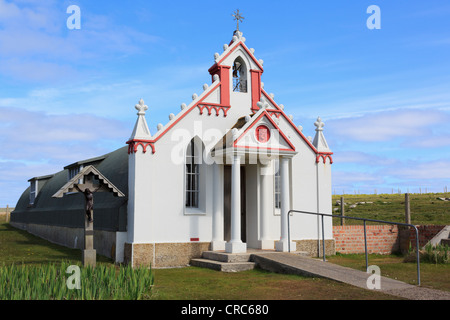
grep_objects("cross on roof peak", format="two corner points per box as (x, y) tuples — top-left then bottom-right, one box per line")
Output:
(232, 9), (244, 31)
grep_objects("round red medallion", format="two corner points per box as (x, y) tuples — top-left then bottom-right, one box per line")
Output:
(255, 125), (270, 143)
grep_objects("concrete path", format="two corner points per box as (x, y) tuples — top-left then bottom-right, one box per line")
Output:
(251, 252), (450, 300)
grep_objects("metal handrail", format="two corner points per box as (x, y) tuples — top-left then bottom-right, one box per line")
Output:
(287, 209), (421, 286)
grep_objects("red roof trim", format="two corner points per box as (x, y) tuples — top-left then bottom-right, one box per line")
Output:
(259, 90), (329, 156)
(316, 153), (333, 164)
(125, 81), (226, 153)
(215, 41), (264, 71)
(153, 81), (223, 143)
(233, 110), (296, 152)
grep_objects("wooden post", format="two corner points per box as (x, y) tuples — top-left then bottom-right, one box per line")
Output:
(5, 205), (9, 223)
(340, 196), (345, 226)
(405, 193), (411, 225)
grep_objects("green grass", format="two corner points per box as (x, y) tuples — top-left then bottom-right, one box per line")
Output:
(150, 266), (402, 300)
(0, 262), (153, 300)
(332, 192), (450, 225)
(0, 220), (112, 266)
(2, 190), (450, 300)
(327, 253), (450, 292)
(0, 220), (154, 300)
(0, 220), (400, 300)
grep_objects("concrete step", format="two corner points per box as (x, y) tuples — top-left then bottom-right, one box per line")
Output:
(190, 258), (255, 272)
(190, 250), (311, 273)
(427, 226), (450, 247)
(202, 251), (251, 263)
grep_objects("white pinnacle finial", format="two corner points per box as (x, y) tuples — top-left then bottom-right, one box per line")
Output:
(135, 98), (148, 115)
(129, 98), (151, 140)
(314, 117), (325, 132)
(312, 116), (331, 152)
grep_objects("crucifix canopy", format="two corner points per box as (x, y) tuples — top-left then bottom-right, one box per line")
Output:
(52, 165), (125, 198)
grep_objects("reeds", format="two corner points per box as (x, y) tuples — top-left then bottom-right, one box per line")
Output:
(422, 243), (450, 264)
(0, 261), (154, 300)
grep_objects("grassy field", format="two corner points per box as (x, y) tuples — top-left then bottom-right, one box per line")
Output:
(331, 192), (450, 225)
(1, 218), (450, 300)
(0, 219), (400, 300)
(0, 217), (112, 266)
(1, 192), (449, 300)
(326, 253), (450, 292)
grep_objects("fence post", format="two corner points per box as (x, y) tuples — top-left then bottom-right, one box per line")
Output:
(5, 205), (9, 223)
(340, 196), (345, 226)
(405, 193), (411, 225)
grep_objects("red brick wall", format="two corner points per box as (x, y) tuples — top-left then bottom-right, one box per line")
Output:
(333, 225), (446, 254)
(408, 225), (446, 249)
(333, 225), (400, 254)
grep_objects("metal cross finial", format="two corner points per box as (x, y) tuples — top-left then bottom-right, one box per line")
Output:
(232, 9), (244, 31)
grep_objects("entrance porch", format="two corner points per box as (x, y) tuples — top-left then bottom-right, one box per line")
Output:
(210, 153), (297, 254)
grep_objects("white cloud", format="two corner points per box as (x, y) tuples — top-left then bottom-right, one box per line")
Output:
(0, 107), (129, 161)
(384, 160), (450, 180)
(326, 108), (450, 143)
(333, 151), (397, 166)
(0, 0), (160, 82)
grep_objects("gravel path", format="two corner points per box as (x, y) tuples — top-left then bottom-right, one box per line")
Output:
(384, 286), (450, 300)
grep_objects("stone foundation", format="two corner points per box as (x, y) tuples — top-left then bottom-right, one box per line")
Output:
(294, 239), (336, 257)
(124, 242), (211, 268)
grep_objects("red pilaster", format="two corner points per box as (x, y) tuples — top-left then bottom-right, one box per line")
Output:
(209, 64), (231, 107)
(250, 69), (262, 111)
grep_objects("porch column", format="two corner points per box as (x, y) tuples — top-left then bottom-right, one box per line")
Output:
(259, 161), (274, 249)
(225, 154), (247, 253)
(211, 163), (225, 250)
(276, 156), (296, 252)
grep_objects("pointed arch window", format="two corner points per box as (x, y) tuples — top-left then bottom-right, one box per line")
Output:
(185, 138), (200, 208)
(232, 57), (247, 93)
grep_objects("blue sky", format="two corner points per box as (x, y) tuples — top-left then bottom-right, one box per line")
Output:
(1, 0), (450, 206)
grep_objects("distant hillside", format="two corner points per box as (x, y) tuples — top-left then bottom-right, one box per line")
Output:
(331, 193), (450, 226)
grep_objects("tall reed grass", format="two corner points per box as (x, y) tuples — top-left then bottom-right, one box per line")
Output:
(422, 243), (450, 264)
(0, 261), (153, 300)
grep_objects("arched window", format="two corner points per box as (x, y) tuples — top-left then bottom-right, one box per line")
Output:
(186, 138), (200, 208)
(232, 57), (247, 93)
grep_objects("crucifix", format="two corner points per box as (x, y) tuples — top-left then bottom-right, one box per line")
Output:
(53, 165), (125, 267)
(74, 184), (101, 223)
(232, 9), (244, 31)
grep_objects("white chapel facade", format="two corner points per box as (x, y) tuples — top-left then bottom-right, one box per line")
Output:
(124, 29), (334, 267)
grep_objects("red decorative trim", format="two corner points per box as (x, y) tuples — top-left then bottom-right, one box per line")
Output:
(259, 90), (320, 154)
(214, 41), (264, 72)
(236, 146), (296, 152)
(126, 139), (156, 154)
(198, 103), (231, 117)
(233, 110), (296, 152)
(190, 238), (199, 242)
(266, 109), (282, 119)
(150, 81), (223, 144)
(255, 125), (270, 143)
(316, 153), (333, 164)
